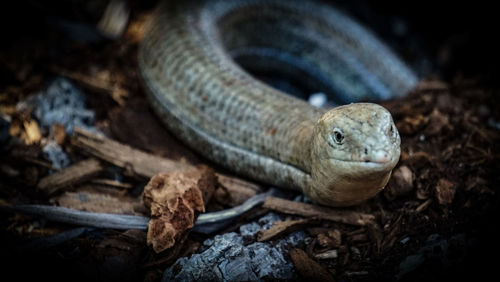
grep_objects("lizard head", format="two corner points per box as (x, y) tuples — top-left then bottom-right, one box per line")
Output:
(307, 103), (400, 206)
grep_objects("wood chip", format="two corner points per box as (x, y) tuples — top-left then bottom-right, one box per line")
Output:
(289, 248), (335, 282)
(54, 191), (142, 214)
(314, 249), (338, 260)
(37, 158), (103, 195)
(257, 218), (309, 242)
(72, 127), (258, 198)
(262, 197), (375, 226)
(215, 174), (263, 207)
(317, 229), (342, 248)
(51, 123), (66, 145)
(143, 166), (216, 253)
(23, 120), (41, 144)
(415, 198), (433, 212)
(89, 178), (133, 189)
(434, 179), (456, 205)
(425, 109), (450, 136)
(71, 128), (192, 179)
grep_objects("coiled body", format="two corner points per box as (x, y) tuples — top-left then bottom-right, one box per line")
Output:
(139, 0), (416, 206)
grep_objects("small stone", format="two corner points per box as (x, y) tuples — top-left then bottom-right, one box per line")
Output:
(385, 165), (414, 200)
(308, 93), (327, 108)
(17, 77), (98, 134)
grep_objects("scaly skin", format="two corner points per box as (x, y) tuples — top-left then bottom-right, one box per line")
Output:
(139, 0), (411, 206)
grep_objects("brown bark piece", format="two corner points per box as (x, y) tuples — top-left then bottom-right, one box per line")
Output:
(71, 128), (192, 179)
(54, 191), (143, 215)
(257, 218), (309, 242)
(215, 174), (263, 207)
(143, 166), (216, 253)
(317, 229), (342, 249)
(434, 179), (456, 205)
(51, 123), (66, 145)
(262, 197), (375, 226)
(23, 119), (41, 144)
(37, 158), (103, 195)
(289, 248), (335, 282)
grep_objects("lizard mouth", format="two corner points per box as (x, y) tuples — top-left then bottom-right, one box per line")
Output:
(328, 157), (398, 172)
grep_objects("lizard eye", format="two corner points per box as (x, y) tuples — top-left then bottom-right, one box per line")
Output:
(332, 128), (344, 145)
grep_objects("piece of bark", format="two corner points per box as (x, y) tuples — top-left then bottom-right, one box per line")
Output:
(37, 158), (103, 194)
(434, 179), (456, 205)
(71, 128), (192, 179)
(215, 174), (263, 207)
(51, 123), (66, 145)
(23, 119), (41, 145)
(257, 218), (309, 242)
(143, 166), (216, 253)
(289, 248), (335, 282)
(54, 191), (143, 215)
(90, 178), (133, 189)
(425, 108), (451, 136)
(415, 199), (433, 213)
(317, 229), (342, 249)
(314, 250), (338, 260)
(71, 127), (256, 197)
(262, 197), (375, 226)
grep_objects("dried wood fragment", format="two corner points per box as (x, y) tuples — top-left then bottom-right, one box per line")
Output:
(71, 128), (192, 178)
(54, 191), (142, 215)
(314, 250), (338, 260)
(90, 178), (133, 189)
(257, 218), (309, 242)
(434, 179), (456, 205)
(289, 248), (335, 282)
(262, 197), (375, 226)
(143, 166), (216, 253)
(37, 158), (102, 194)
(23, 120), (41, 144)
(71, 128), (256, 202)
(415, 199), (432, 212)
(51, 123), (66, 145)
(215, 174), (263, 207)
(317, 229), (342, 248)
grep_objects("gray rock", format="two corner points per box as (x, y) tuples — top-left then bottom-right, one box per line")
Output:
(163, 213), (307, 281)
(18, 77), (98, 134)
(42, 141), (71, 170)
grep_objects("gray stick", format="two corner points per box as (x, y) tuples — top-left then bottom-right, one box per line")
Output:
(0, 189), (278, 234)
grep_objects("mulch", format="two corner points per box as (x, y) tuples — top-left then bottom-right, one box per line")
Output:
(0, 1), (499, 281)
